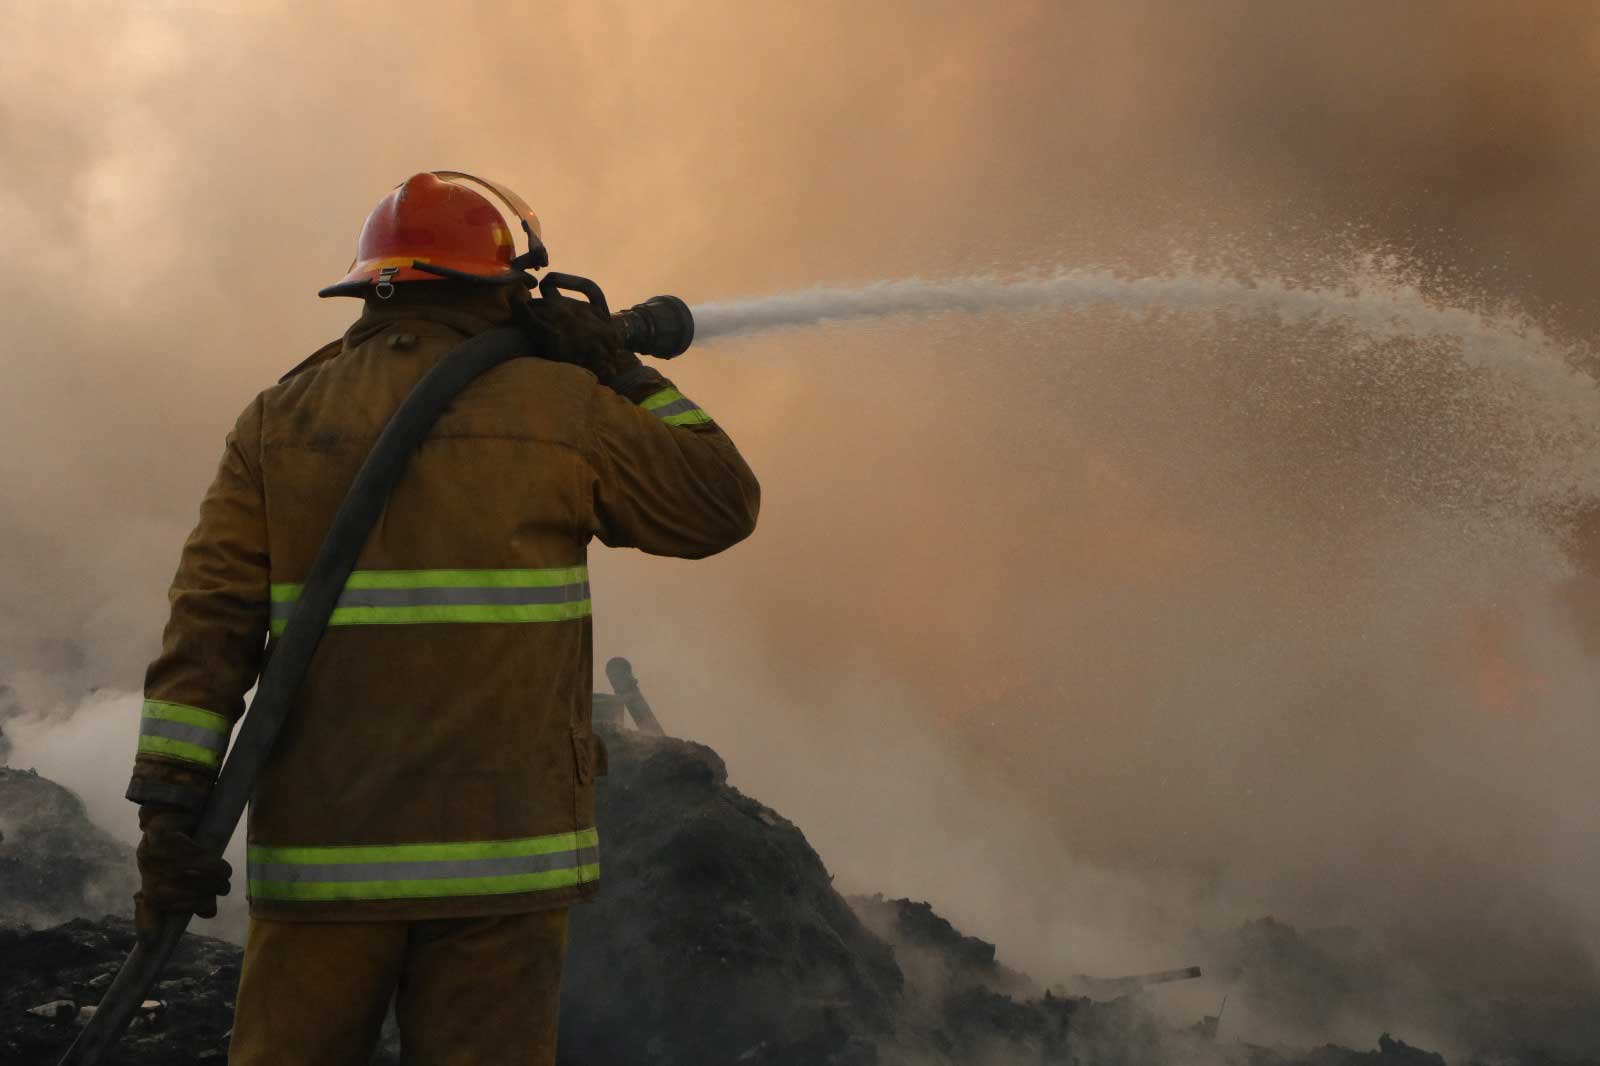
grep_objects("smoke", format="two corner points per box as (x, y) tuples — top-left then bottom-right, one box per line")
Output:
(6, 689), (253, 943)
(657, 291), (1600, 1059)
(6, 2), (1600, 1056)
(5, 691), (146, 843)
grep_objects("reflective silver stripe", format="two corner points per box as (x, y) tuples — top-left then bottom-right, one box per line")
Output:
(250, 845), (601, 886)
(648, 397), (702, 419)
(139, 717), (228, 752)
(270, 582), (591, 621)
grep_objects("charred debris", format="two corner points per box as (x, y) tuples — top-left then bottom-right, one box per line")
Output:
(2, 661), (1595, 1065)
(0, 765), (137, 931)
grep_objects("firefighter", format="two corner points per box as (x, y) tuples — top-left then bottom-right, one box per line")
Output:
(124, 172), (760, 1064)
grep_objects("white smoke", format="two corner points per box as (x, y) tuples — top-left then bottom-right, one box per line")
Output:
(7, 688), (252, 942)
(7, 690), (147, 844)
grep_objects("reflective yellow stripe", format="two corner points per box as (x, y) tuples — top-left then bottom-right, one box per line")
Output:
(269, 566), (591, 634)
(137, 735), (223, 769)
(640, 387), (713, 426)
(661, 407), (713, 426)
(249, 864), (602, 902)
(269, 599), (592, 637)
(248, 828), (600, 901)
(640, 387), (686, 411)
(141, 699), (229, 733)
(138, 699), (229, 769)
(252, 827), (597, 865)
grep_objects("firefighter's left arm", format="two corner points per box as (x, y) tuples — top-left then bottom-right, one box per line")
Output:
(125, 396), (271, 813)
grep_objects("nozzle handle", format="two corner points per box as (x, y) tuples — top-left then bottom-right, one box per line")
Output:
(538, 272), (611, 318)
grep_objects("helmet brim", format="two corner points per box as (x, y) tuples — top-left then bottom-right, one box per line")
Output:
(317, 258), (528, 299)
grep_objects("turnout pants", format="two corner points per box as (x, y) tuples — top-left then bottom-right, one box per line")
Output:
(229, 908), (570, 1066)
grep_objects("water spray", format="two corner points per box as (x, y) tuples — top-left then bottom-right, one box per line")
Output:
(691, 267), (1574, 358)
(684, 266), (1599, 430)
(523, 266), (1597, 414)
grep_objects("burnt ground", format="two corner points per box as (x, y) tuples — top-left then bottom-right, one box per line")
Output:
(0, 917), (238, 1065)
(2, 728), (1597, 1065)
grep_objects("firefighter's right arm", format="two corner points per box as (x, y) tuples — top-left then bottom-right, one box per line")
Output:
(586, 368), (760, 558)
(126, 397), (270, 813)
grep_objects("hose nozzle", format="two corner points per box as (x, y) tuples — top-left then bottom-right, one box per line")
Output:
(612, 295), (695, 359)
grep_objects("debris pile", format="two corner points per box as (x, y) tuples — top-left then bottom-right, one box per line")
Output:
(560, 727), (901, 1065)
(0, 684), (16, 764)
(0, 671), (1594, 1064)
(0, 767), (137, 929)
(851, 894), (1034, 998)
(1205, 916), (1600, 1066)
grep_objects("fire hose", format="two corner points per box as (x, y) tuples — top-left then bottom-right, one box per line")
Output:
(59, 277), (693, 1065)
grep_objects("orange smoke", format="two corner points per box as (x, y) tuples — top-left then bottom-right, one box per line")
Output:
(1459, 606), (1547, 719)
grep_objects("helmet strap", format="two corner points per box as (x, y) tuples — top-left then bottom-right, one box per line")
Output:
(409, 261), (533, 286)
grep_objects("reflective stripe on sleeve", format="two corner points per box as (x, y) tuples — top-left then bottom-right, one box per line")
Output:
(640, 387), (712, 426)
(269, 566), (591, 636)
(247, 827), (601, 901)
(137, 699), (230, 770)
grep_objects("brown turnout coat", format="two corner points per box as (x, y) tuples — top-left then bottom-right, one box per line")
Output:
(128, 292), (759, 921)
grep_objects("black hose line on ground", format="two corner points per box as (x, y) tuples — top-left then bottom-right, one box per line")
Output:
(59, 324), (532, 1066)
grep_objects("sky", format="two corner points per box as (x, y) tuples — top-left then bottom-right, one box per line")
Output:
(4, 1), (1600, 1053)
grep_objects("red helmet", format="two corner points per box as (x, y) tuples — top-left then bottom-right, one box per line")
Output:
(319, 171), (548, 298)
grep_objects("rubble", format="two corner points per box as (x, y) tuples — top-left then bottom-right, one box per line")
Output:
(0, 685), (1595, 1064)
(1206, 916), (1600, 1066)
(0, 683), (18, 765)
(850, 894), (1034, 997)
(0, 917), (241, 1065)
(25, 1000), (75, 1021)
(1053, 965), (1205, 1000)
(559, 727), (902, 1065)
(1274, 1033), (1450, 1066)
(0, 766), (137, 929)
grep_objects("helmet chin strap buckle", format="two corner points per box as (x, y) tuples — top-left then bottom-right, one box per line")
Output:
(511, 242), (549, 272)
(374, 266), (400, 300)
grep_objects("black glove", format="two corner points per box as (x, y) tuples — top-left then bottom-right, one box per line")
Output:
(518, 292), (644, 387)
(134, 805), (231, 945)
